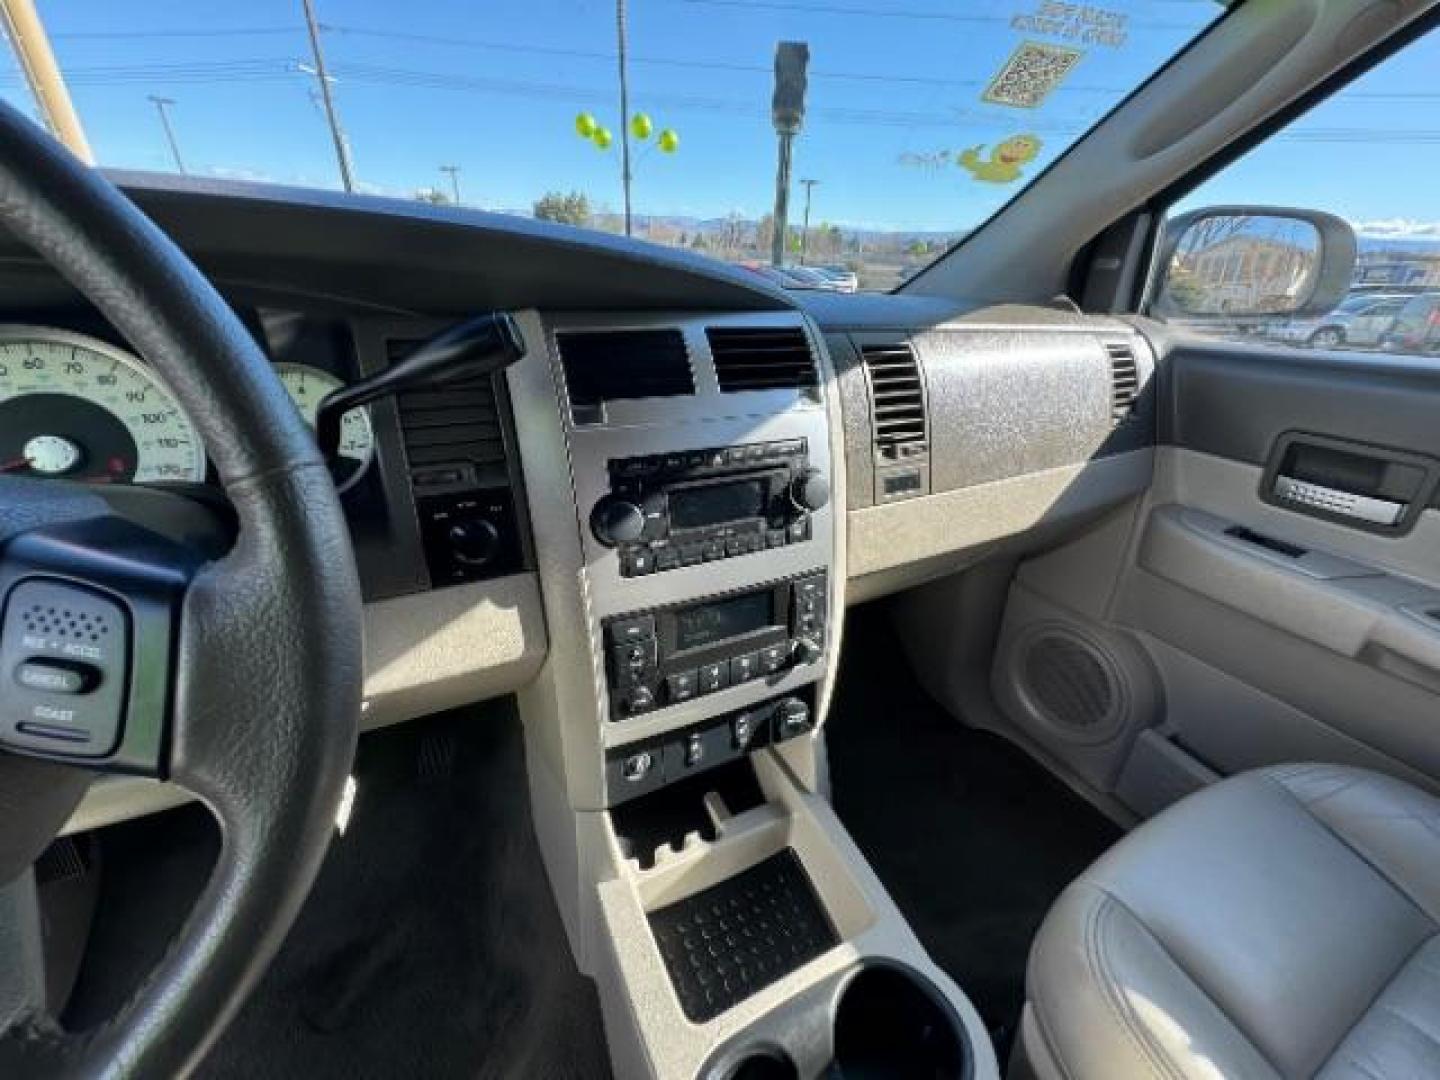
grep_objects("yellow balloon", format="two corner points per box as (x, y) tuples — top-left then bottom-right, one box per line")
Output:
(630, 113), (653, 140)
(658, 128), (680, 153)
(575, 112), (597, 139)
(593, 127), (613, 150)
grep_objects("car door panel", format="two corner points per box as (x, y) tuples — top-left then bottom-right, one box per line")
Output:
(985, 328), (1440, 819)
(1117, 331), (1440, 792)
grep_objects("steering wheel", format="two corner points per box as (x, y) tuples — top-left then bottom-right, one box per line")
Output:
(0, 102), (363, 1074)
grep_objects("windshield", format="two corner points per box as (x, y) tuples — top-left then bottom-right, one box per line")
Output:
(3, 1), (1226, 291)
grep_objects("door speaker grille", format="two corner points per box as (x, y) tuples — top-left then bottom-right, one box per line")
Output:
(1019, 629), (1122, 739)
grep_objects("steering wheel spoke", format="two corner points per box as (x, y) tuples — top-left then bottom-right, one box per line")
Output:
(0, 478), (202, 778)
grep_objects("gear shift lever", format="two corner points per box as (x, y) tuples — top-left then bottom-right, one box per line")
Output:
(314, 311), (526, 465)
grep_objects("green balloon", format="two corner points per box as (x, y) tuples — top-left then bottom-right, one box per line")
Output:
(657, 128), (680, 153)
(630, 112), (654, 140)
(593, 127), (613, 150)
(575, 112), (597, 139)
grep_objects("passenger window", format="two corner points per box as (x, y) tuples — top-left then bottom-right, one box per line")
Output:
(1151, 29), (1440, 357)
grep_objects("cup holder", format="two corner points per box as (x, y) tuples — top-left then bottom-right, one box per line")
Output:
(825, 963), (971, 1079)
(726, 1050), (800, 1080)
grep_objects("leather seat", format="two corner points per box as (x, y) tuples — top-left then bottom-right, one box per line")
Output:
(1014, 763), (1440, 1080)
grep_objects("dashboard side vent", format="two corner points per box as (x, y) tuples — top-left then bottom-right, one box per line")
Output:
(860, 342), (927, 460)
(706, 327), (818, 392)
(557, 330), (694, 423)
(391, 340), (509, 488)
(1107, 342), (1141, 424)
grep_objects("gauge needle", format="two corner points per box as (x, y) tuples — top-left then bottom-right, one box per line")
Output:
(0, 457), (34, 473)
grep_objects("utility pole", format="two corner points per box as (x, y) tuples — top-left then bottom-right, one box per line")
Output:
(0, 0), (93, 162)
(439, 164), (461, 205)
(147, 96), (185, 174)
(299, 0), (355, 192)
(799, 178), (818, 265)
(615, 0), (633, 237)
(770, 42), (809, 268)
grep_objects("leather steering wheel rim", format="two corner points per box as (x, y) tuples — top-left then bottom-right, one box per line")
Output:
(0, 103), (363, 1076)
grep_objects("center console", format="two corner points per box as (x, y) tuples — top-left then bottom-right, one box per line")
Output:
(508, 310), (997, 1080)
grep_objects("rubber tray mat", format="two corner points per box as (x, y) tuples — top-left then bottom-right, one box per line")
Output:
(648, 848), (839, 1022)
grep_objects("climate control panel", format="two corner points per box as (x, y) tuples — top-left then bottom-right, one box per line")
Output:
(602, 572), (827, 722)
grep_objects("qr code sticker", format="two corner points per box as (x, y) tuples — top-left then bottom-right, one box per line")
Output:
(982, 41), (1084, 109)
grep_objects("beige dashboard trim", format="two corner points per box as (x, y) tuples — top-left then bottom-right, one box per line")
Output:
(847, 449), (1155, 580)
(62, 573), (548, 835)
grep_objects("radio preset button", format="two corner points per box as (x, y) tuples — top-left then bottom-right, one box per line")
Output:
(666, 670), (698, 703)
(758, 644), (790, 675)
(655, 547), (680, 571)
(624, 686), (656, 715)
(621, 548), (656, 576)
(698, 662), (730, 694)
(730, 652), (761, 684)
(787, 518), (811, 544)
(703, 539), (726, 561)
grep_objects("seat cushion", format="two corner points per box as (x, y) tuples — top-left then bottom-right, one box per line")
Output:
(1019, 764), (1440, 1080)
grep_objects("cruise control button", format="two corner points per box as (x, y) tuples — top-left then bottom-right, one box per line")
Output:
(15, 659), (97, 695)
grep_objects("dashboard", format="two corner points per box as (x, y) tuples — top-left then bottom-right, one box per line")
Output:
(0, 173), (1158, 831)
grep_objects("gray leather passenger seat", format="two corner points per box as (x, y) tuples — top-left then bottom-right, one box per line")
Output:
(1014, 764), (1440, 1080)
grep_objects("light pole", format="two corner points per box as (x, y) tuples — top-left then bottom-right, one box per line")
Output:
(615, 0), (633, 237)
(799, 178), (819, 264)
(299, 0), (355, 193)
(147, 95), (185, 174)
(440, 164), (461, 205)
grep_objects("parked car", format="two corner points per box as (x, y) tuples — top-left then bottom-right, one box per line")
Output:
(807, 265), (859, 293)
(1265, 293), (1412, 348)
(1380, 292), (1440, 354)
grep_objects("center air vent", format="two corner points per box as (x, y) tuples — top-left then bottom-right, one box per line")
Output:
(557, 330), (694, 423)
(860, 342), (927, 461)
(1107, 342), (1140, 424)
(706, 327), (818, 392)
(391, 340), (509, 488)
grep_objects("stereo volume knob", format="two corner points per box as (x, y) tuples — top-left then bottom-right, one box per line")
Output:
(448, 518), (501, 565)
(591, 497), (646, 546)
(789, 468), (831, 513)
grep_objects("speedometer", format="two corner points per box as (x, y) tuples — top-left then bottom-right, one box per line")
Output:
(0, 327), (206, 484)
(273, 363), (375, 493)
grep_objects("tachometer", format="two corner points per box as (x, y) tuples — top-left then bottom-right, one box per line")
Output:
(0, 328), (206, 484)
(273, 363), (375, 492)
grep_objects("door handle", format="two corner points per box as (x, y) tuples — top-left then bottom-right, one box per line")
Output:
(1273, 475), (1405, 527)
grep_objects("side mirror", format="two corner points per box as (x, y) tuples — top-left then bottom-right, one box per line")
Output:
(1151, 206), (1356, 322)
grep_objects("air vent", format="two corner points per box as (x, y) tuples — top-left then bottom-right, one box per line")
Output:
(707, 327), (818, 392)
(860, 342), (927, 458)
(1107, 342), (1140, 424)
(557, 330), (694, 422)
(391, 340), (509, 487)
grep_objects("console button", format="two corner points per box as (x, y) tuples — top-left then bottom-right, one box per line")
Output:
(15, 660), (97, 695)
(684, 732), (705, 767)
(655, 547), (680, 571)
(621, 750), (656, 782)
(707, 449), (728, 468)
(766, 529), (787, 549)
(667, 670), (698, 703)
(787, 518), (811, 544)
(733, 712), (757, 750)
(758, 644), (790, 675)
(703, 539), (726, 561)
(744, 533), (765, 554)
(624, 686), (657, 715)
(773, 698), (812, 741)
(679, 543), (705, 567)
(730, 652), (761, 685)
(608, 614), (656, 646)
(621, 547), (656, 576)
(698, 662), (730, 695)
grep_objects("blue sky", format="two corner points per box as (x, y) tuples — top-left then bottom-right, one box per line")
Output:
(1, 2), (1436, 237)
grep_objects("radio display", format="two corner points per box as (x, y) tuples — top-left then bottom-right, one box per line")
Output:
(674, 591), (774, 652)
(670, 479), (767, 530)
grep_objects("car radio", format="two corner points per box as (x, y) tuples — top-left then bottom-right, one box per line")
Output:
(602, 572), (827, 721)
(588, 439), (829, 577)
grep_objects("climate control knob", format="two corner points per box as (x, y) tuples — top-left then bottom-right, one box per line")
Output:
(591, 497), (646, 547)
(448, 518), (500, 566)
(789, 468), (830, 513)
